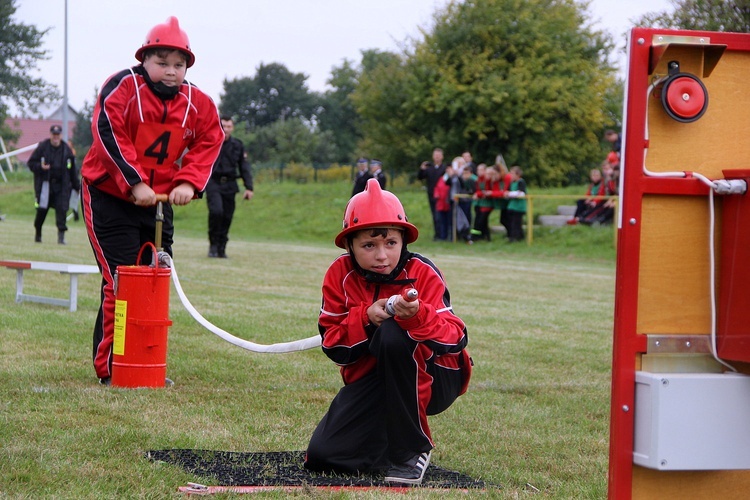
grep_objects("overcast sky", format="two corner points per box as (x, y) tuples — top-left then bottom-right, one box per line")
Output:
(13, 0), (672, 114)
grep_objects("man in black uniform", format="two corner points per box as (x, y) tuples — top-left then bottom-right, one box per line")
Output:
(27, 125), (80, 244)
(369, 159), (387, 189)
(206, 116), (253, 258)
(351, 157), (371, 197)
(417, 147), (446, 241)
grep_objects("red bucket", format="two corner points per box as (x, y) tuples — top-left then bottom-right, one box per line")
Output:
(111, 244), (173, 388)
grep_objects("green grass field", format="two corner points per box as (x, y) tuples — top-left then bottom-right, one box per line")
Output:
(0, 172), (615, 498)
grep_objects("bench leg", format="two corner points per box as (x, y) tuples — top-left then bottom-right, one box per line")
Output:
(69, 274), (79, 312)
(15, 269), (24, 304)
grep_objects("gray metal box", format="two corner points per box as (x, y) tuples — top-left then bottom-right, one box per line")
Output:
(634, 371), (750, 470)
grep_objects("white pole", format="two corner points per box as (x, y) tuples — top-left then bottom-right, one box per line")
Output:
(0, 137), (11, 181)
(62, 0), (69, 142)
(0, 143), (39, 162)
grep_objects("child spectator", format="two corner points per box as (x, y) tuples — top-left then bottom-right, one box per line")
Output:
(599, 163), (620, 224)
(504, 166), (527, 242)
(80, 17), (224, 385)
(570, 168), (607, 225)
(432, 164), (455, 241)
(471, 163), (486, 237)
(458, 165), (477, 243)
(471, 166), (503, 241)
(495, 158), (513, 235)
(305, 178), (471, 485)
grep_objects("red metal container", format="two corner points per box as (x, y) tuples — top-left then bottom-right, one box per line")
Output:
(111, 256), (172, 388)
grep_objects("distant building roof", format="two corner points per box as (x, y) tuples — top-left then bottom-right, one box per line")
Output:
(44, 102), (79, 121)
(3, 116), (77, 164)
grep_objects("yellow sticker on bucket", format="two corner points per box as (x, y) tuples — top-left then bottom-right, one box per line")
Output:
(114, 299), (127, 356)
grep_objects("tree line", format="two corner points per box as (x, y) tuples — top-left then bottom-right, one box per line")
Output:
(2, 0), (748, 187)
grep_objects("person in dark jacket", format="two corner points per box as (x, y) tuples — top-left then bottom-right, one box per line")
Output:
(369, 159), (386, 189)
(417, 147), (447, 241)
(27, 124), (80, 244)
(206, 116), (254, 258)
(351, 157), (371, 196)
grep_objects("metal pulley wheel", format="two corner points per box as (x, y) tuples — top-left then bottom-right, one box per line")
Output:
(660, 69), (708, 123)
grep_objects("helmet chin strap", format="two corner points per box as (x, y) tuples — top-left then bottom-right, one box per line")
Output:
(348, 243), (414, 284)
(141, 65), (180, 100)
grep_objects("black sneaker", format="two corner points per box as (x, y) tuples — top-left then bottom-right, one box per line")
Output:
(99, 377), (111, 386)
(384, 450), (431, 485)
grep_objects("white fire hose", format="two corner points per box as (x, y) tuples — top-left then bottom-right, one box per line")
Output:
(163, 254), (322, 353)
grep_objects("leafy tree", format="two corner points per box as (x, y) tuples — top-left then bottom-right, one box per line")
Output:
(0, 0), (59, 131)
(351, 49), (415, 170)
(233, 116), (337, 166)
(635, 0), (749, 32)
(317, 59), (361, 164)
(353, 0), (616, 185)
(219, 62), (317, 129)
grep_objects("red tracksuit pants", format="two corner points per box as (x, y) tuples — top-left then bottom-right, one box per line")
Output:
(82, 184), (174, 379)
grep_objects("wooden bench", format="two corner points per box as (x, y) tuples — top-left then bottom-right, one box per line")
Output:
(0, 260), (100, 312)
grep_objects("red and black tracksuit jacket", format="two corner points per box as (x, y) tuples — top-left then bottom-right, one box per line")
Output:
(81, 65), (223, 379)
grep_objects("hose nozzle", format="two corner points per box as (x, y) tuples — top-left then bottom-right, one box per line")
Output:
(385, 288), (418, 316)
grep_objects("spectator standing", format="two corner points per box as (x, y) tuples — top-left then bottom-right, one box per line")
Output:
(351, 157), (371, 196)
(80, 16), (224, 385)
(432, 164), (455, 241)
(604, 129), (621, 156)
(472, 163), (486, 234)
(504, 166), (527, 242)
(206, 116), (254, 258)
(417, 147), (447, 241)
(471, 166), (503, 241)
(27, 124), (80, 244)
(495, 159), (513, 236)
(462, 150), (477, 175)
(305, 178), (471, 485)
(458, 164), (477, 243)
(370, 159), (387, 189)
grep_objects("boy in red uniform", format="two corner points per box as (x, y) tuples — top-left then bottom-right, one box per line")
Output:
(80, 17), (224, 385)
(304, 178), (472, 485)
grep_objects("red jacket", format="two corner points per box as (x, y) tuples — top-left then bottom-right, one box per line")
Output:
(81, 66), (224, 200)
(586, 181), (607, 204)
(433, 176), (452, 211)
(318, 253), (470, 387)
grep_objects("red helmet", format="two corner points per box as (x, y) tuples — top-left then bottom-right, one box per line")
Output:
(335, 178), (418, 248)
(135, 17), (195, 68)
(606, 151), (619, 166)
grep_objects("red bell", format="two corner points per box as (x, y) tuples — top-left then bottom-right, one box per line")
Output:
(661, 72), (708, 123)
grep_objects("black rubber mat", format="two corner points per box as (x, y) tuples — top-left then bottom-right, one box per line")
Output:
(147, 449), (490, 489)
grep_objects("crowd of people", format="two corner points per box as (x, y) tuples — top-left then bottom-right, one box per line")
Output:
(416, 147), (527, 244)
(407, 131), (620, 243)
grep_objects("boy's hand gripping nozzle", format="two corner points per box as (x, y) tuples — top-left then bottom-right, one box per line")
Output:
(385, 289), (418, 316)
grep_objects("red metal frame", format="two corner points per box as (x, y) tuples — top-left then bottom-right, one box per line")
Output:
(607, 27), (750, 499)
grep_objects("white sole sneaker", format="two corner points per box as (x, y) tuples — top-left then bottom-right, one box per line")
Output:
(384, 450), (431, 485)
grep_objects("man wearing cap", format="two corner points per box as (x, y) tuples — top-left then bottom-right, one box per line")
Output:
(369, 159), (387, 190)
(351, 157), (371, 197)
(27, 125), (80, 244)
